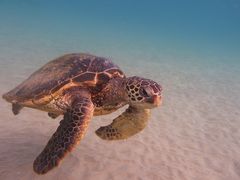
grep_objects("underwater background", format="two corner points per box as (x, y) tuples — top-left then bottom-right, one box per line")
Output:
(0, 1), (240, 180)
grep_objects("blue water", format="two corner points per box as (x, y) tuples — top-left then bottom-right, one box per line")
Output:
(0, 0), (239, 60)
(1, 1), (240, 180)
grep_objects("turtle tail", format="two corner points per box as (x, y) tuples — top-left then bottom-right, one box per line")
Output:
(2, 91), (15, 102)
(2, 90), (18, 103)
(2, 87), (25, 103)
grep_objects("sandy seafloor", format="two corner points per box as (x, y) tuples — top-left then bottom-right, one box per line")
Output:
(1, 1), (240, 180)
(1, 46), (240, 180)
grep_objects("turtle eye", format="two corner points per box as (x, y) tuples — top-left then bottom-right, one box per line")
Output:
(140, 88), (150, 97)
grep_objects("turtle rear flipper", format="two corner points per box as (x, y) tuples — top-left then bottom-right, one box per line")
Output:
(12, 103), (23, 115)
(48, 112), (59, 119)
(33, 94), (94, 174)
(96, 106), (150, 140)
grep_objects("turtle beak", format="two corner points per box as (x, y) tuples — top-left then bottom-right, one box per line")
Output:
(146, 95), (162, 107)
(153, 95), (162, 107)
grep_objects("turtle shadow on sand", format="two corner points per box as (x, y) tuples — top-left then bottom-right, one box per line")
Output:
(0, 130), (81, 179)
(0, 131), (40, 178)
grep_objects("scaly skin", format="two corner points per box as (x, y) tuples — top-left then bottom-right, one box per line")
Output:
(96, 106), (150, 140)
(33, 93), (94, 174)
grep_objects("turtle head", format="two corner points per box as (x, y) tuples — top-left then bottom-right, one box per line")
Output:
(125, 76), (162, 109)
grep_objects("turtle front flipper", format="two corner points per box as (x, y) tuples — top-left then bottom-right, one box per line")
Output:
(33, 95), (94, 174)
(96, 106), (150, 140)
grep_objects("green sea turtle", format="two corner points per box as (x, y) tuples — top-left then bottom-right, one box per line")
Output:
(2, 53), (162, 174)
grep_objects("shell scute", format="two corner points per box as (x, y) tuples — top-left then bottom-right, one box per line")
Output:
(4, 53), (125, 104)
(97, 73), (111, 85)
(50, 80), (71, 94)
(69, 56), (91, 74)
(88, 58), (116, 72)
(106, 69), (125, 78)
(73, 73), (96, 84)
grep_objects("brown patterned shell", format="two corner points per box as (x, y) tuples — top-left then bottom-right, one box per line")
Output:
(4, 53), (125, 104)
